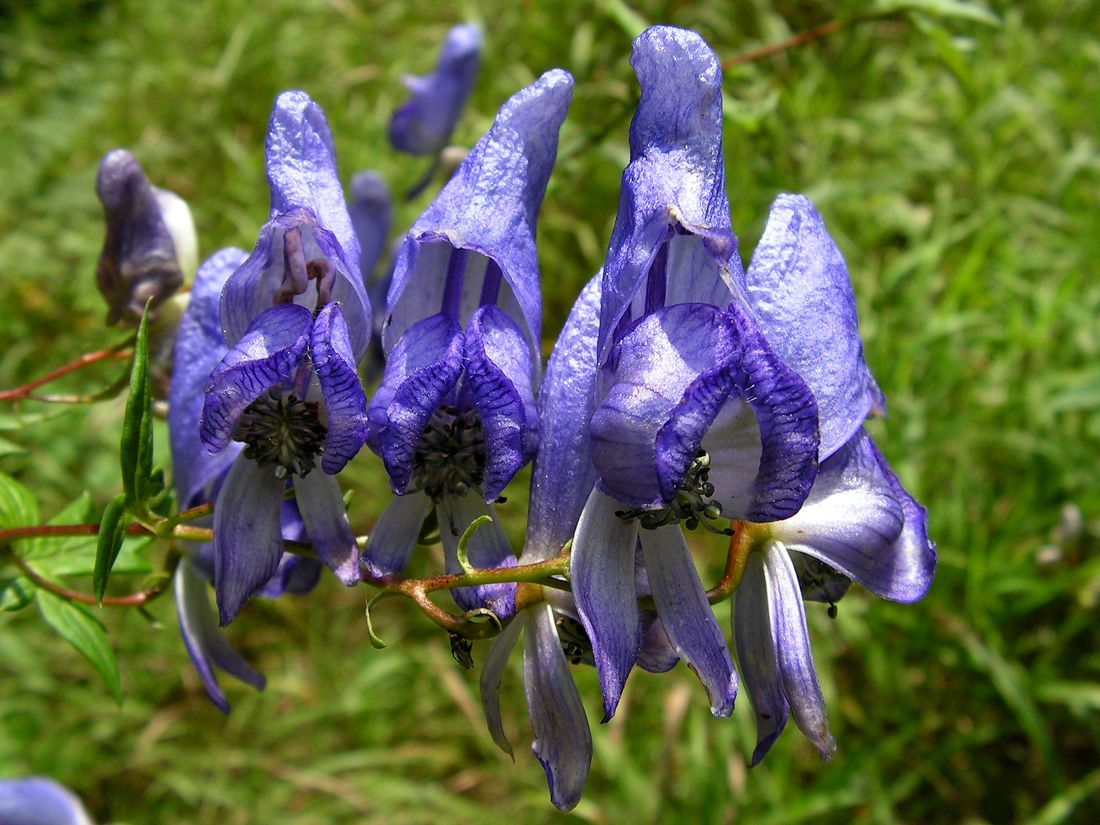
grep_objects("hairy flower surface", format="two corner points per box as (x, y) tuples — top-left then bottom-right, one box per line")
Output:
(200, 91), (370, 625)
(364, 69), (573, 620)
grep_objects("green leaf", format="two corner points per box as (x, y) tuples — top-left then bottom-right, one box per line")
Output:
(0, 470), (38, 529)
(94, 493), (130, 603)
(35, 589), (122, 705)
(875, 0), (1000, 26)
(0, 433), (28, 458)
(120, 302), (154, 511)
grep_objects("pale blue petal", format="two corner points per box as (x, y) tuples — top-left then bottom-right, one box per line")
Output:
(294, 470), (360, 586)
(362, 490), (432, 578)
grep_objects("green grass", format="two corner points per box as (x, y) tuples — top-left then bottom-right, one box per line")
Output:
(2, 0), (1100, 822)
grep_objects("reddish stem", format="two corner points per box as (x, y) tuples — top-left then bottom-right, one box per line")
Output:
(0, 341), (133, 403)
(9, 551), (179, 607)
(722, 19), (845, 68)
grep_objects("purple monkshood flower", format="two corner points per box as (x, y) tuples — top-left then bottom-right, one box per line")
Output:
(0, 777), (94, 825)
(389, 23), (481, 158)
(730, 194), (936, 764)
(479, 274), (678, 810)
(349, 170), (395, 383)
(199, 91), (372, 625)
(170, 247), (323, 712)
(570, 26), (820, 724)
(95, 149), (197, 325)
(363, 69), (573, 621)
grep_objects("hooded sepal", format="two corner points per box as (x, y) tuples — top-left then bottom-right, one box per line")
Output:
(384, 69), (574, 359)
(598, 26), (741, 362)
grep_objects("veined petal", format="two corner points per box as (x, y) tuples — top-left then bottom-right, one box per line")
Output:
(768, 431), (926, 601)
(265, 91), (362, 284)
(745, 194), (879, 459)
(349, 170), (392, 283)
(733, 551), (789, 765)
(570, 487), (641, 721)
(388, 23), (482, 157)
(525, 272), (602, 563)
(703, 302), (819, 521)
(479, 612), (524, 758)
(0, 778), (94, 825)
(598, 26), (741, 362)
(763, 540), (836, 761)
(591, 302), (738, 507)
(220, 211), (371, 358)
(385, 69), (574, 360)
(200, 303), (312, 454)
(294, 471), (360, 586)
(175, 558), (265, 713)
(524, 605), (593, 811)
(213, 457), (285, 625)
(438, 495), (517, 620)
(366, 313), (464, 492)
(640, 525), (736, 716)
(311, 303), (368, 473)
(869, 438), (937, 602)
(362, 490), (432, 578)
(170, 247), (247, 508)
(464, 304), (538, 501)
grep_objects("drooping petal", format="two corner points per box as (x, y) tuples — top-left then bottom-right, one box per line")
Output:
(362, 490), (432, 578)
(310, 302), (368, 473)
(639, 525), (736, 716)
(524, 273), (602, 563)
(732, 551), (789, 766)
(464, 304), (538, 501)
(868, 438), (937, 602)
(745, 194), (880, 459)
(437, 495), (517, 619)
(385, 69), (574, 360)
(265, 90), (362, 284)
(294, 470), (360, 586)
(763, 540), (836, 761)
(349, 170), (393, 283)
(524, 605), (593, 811)
(389, 23), (482, 157)
(170, 247), (247, 508)
(175, 558), (265, 713)
(213, 457), (285, 625)
(598, 26), (741, 362)
(570, 488), (641, 721)
(591, 302), (818, 520)
(479, 612), (524, 758)
(768, 431), (927, 601)
(94, 148), (193, 325)
(219, 211), (371, 358)
(200, 303), (313, 454)
(366, 313), (464, 493)
(0, 777), (94, 825)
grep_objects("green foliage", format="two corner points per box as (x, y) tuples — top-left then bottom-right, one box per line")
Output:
(1, 0), (1099, 823)
(119, 303), (154, 513)
(93, 493), (130, 603)
(35, 589), (122, 706)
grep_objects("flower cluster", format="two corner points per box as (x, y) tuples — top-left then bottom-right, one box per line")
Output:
(101, 21), (937, 813)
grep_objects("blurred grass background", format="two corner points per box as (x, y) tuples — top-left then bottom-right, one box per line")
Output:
(1, 0), (1099, 822)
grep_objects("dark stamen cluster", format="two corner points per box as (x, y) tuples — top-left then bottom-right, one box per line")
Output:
(555, 614), (594, 667)
(412, 405), (485, 501)
(234, 389), (327, 479)
(617, 449), (731, 535)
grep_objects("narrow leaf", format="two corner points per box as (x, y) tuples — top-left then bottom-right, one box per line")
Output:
(120, 302), (153, 509)
(0, 577), (34, 611)
(0, 470), (38, 529)
(93, 493), (130, 603)
(36, 589), (123, 705)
